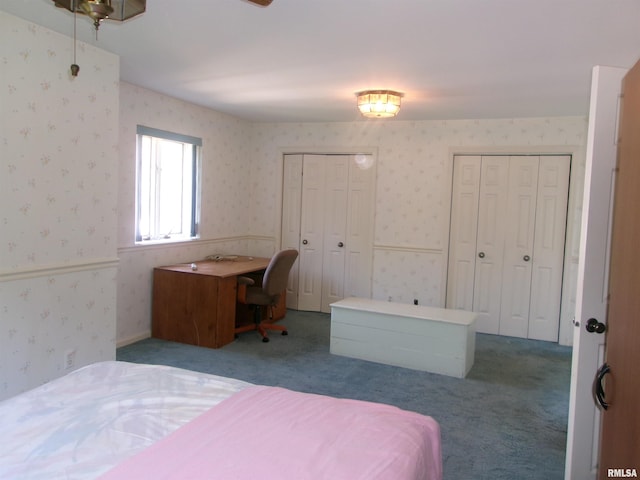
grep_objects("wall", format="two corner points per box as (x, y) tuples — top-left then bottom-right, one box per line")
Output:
(0, 15), (588, 385)
(0, 12), (119, 400)
(115, 104), (587, 345)
(116, 83), (257, 345)
(248, 119), (587, 344)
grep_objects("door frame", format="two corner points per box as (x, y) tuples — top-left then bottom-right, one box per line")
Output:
(445, 145), (585, 346)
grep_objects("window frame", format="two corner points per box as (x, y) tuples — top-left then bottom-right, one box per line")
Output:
(135, 125), (202, 244)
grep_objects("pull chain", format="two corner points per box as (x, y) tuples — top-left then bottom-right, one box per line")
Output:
(70, 4), (80, 76)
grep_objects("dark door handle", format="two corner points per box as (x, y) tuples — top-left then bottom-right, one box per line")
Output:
(593, 363), (611, 410)
(302, 239), (308, 245)
(338, 242), (344, 247)
(586, 318), (606, 334)
(478, 252), (485, 258)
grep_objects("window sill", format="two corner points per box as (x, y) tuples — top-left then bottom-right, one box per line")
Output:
(134, 236), (199, 247)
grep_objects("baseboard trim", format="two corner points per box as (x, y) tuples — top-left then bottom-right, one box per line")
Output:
(116, 331), (151, 348)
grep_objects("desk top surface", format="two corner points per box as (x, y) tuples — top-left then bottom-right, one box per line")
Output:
(155, 256), (270, 278)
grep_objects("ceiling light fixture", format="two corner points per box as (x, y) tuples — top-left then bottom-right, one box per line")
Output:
(356, 90), (404, 118)
(53, 0), (146, 33)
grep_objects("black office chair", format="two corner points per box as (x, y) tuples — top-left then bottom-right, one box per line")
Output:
(235, 249), (298, 342)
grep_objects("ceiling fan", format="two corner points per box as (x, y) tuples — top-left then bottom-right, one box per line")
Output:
(54, 0), (272, 32)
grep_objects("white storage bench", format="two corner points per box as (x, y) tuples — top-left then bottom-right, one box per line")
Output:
(330, 297), (477, 378)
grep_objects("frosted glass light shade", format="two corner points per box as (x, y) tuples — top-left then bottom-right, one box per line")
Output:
(356, 90), (403, 118)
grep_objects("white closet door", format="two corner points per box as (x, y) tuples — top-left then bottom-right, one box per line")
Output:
(281, 155), (303, 309)
(499, 156), (540, 338)
(283, 153), (376, 313)
(446, 156), (482, 311)
(321, 156), (349, 312)
(344, 155), (376, 299)
(473, 156), (509, 334)
(528, 155), (571, 341)
(447, 154), (571, 340)
(298, 154), (326, 311)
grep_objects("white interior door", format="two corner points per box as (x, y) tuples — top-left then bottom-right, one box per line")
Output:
(298, 154), (326, 311)
(281, 155), (303, 309)
(447, 154), (570, 340)
(528, 155), (571, 341)
(499, 156), (539, 338)
(321, 155), (349, 312)
(446, 156), (481, 311)
(473, 156), (509, 334)
(565, 66), (624, 480)
(344, 154), (376, 299)
(283, 153), (376, 313)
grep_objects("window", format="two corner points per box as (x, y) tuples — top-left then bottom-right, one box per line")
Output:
(135, 125), (201, 243)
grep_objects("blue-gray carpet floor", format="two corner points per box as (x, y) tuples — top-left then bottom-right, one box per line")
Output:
(117, 310), (572, 480)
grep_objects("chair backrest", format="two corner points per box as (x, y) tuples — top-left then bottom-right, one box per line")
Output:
(262, 249), (299, 297)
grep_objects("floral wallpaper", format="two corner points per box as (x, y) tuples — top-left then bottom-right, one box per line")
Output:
(0, 269), (116, 398)
(117, 83), (254, 246)
(116, 83), (587, 346)
(1, 10), (589, 400)
(116, 83), (259, 344)
(249, 119), (587, 319)
(1, 12), (118, 400)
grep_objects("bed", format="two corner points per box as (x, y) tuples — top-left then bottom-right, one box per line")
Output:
(0, 361), (442, 479)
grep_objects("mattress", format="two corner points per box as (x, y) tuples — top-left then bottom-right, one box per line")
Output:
(0, 361), (250, 479)
(0, 361), (442, 480)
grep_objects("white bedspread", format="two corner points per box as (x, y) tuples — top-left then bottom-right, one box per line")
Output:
(0, 361), (250, 479)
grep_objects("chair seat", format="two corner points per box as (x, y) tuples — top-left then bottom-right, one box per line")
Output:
(245, 287), (279, 307)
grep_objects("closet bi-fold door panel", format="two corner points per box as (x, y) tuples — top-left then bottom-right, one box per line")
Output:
(298, 154), (326, 311)
(281, 155), (303, 309)
(498, 156), (540, 338)
(321, 156), (349, 312)
(472, 156), (509, 335)
(528, 155), (570, 341)
(344, 158), (376, 301)
(447, 154), (570, 340)
(282, 153), (375, 313)
(446, 155), (481, 312)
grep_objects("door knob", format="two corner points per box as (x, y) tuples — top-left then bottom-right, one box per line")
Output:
(586, 318), (606, 334)
(523, 255), (530, 262)
(338, 242), (344, 248)
(478, 252), (485, 258)
(302, 239), (308, 245)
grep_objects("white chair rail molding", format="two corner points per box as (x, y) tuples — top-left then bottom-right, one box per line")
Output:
(330, 297), (477, 378)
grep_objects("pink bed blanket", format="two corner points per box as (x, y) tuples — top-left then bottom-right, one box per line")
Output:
(98, 385), (442, 480)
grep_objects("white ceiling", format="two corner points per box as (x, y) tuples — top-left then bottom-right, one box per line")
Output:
(3, 0), (640, 122)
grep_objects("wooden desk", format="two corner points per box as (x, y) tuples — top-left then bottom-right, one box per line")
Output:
(152, 256), (272, 348)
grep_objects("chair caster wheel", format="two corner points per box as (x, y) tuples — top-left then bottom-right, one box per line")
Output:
(262, 337), (269, 343)
(282, 331), (288, 336)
